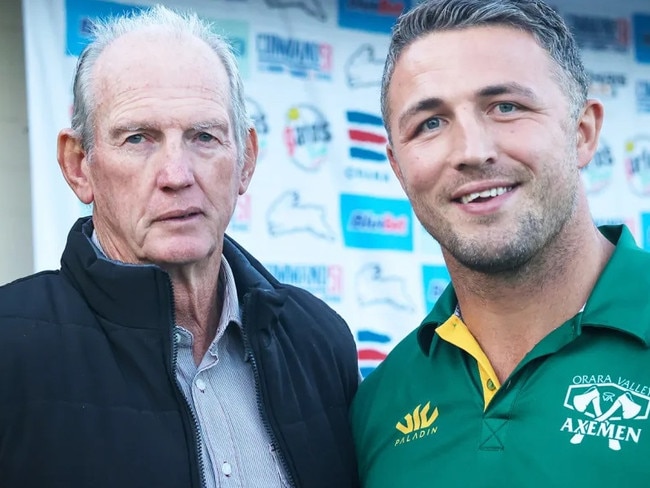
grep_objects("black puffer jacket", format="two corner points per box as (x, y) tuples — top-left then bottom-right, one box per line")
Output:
(0, 217), (360, 488)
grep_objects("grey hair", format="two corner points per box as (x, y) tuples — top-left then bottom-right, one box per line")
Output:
(70, 4), (250, 164)
(381, 0), (588, 140)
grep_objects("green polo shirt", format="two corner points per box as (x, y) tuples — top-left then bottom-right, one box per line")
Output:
(351, 226), (650, 487)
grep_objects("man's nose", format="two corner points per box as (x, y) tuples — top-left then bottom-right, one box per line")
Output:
(156, 140), (195, 190)
(447, 113), (497, 170)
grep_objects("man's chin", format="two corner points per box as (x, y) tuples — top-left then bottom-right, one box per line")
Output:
(146, 241), (216, 269)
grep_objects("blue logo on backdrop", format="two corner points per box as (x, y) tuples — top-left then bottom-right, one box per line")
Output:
(587, 71), (627, 98)
(357, 329), (391, 378)
(563, 14), (629, 52)
(338, 0), (416, 34)
(266, 264), (343, 301)
(636, 81), (650, 113)
(346, 111), (387, 163)
(642, 213), (650, 251)
(633, 14), (650, 63)
(344, 110), (392, 182)
(65, 0), (141, 56)
(422, 266), (450, 313)
(340, 194), (413, 250)
(211, 19), (250, 79)
(256, 33), (332, 80)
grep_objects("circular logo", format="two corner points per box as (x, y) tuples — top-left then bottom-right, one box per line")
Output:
(581, 139), (614, 194)
(625, 136), (650, 195)
(245, 97), (268, 160)
(283, 105), (331, 171)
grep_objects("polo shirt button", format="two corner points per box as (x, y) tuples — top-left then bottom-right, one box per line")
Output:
(174, 332), (181, 344)
(487, 379), (496, 391)
(222, 462), (232, 476)
(195, 378), (206, 392)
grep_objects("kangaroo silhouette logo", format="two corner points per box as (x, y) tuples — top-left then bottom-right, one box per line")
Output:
(266, 190), (336, 241)
(355, 263), (414, 311)
(562, 381), (650, 451)
(344, 44), (384, 88)
(263, 0), (327, 21)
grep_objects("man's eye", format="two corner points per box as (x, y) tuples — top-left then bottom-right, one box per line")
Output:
(196, 132), (215, 143)
(422, 117), (441, 131)
(496, 103), (517, 113)
(125, 134), (144, 144)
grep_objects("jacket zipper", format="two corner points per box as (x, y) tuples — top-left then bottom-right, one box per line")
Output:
(241, 296), (297, 488)
(168, 280), (208, 488)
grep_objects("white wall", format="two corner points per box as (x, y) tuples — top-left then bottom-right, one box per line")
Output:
(0, 0), (33, 285)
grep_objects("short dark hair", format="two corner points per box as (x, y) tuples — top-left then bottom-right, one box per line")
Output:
(382, 0), (588, 140)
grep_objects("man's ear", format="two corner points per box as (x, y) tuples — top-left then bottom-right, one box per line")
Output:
(576, 99), (604, 170)
(239, 126), (258, 195)
(57, 129), (94, 204)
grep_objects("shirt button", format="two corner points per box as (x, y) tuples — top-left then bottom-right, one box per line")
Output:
(222, 462), (232, 476)
(195, 378), (206, 392)
(174, 332), (181, 344)
(486, 379), (496, 391)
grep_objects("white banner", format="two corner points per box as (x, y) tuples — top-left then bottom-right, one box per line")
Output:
(22, 0), (650, 376)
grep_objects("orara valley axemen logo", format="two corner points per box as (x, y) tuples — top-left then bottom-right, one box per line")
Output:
(561, 375), (650, 451)
(394, 401), (439, 447)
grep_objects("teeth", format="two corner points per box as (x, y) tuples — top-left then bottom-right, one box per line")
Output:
(460, 186), (512, 204)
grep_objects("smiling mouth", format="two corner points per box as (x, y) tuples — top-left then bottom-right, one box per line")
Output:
(457, 186), (514, 204)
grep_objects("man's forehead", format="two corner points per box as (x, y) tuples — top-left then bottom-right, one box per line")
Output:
(92, 28), (223, 87)
(91, 30), (227, 106)
(389, 26), (553, 97)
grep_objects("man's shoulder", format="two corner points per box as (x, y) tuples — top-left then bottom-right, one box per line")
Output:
(0, 269), (84, 325)
(0, 270), (60, 308)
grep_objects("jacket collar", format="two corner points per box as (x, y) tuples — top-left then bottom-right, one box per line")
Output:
(60, 217), (283, 330)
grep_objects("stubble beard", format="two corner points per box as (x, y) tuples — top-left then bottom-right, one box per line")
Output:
(413, 164), (580, 278)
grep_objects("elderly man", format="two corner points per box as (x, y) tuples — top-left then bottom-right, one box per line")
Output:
(351, 0), (650, 486)
(0, 5), (359, 488)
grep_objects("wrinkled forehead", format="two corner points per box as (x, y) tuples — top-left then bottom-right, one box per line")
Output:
(92, 29), (229, 109)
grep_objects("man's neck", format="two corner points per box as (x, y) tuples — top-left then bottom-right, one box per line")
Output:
(447, 222), (615, 383)
(167, 257), (223, 365)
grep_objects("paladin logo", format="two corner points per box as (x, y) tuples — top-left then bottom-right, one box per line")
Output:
(561, 377), (650, 451)
(394, 402), (439, 447)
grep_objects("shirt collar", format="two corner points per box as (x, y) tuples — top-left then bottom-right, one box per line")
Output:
(214, 254), (242, 338)
(580, 225), (650, 345)
(417, 225), (650, 354)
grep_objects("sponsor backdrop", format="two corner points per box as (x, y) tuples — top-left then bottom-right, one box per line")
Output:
(22, 0), (650, 376)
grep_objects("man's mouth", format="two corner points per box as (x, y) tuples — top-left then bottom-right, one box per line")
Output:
(157, 208), (202, 221)
(458, 186), (513, 204)
(168, 212), (200, 220)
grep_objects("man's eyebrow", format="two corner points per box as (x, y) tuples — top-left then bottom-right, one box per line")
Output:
(109, 123), (158, 139)
(191, 119), (229, 132)
(397, 97), (444, 133)
(477, 82), (539, 102)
